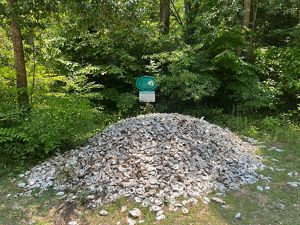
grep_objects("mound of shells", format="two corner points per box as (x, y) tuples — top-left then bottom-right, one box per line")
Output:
(19, 113), (265, 212)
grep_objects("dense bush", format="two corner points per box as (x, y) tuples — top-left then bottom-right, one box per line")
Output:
(255, 39), (300, 114)
(0, 94), (114, 162)
(0, 66), (117, 165)
(0, 67), (116, 175)
(213, 113), (300, 144)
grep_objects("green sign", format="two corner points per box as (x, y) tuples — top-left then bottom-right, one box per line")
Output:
(135, 76), (157, 91)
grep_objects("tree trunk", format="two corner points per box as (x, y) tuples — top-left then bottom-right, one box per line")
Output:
(184, 0), (190, 18)
(298, 5), (300, 24)
(184, 0), (191, 42)
(8, 0), (29, 110)
(237, 0), (252, 55)
(160, 0), (170, 34)
(252, 0), (257, 30)
(242, 0), (251, 28)
(184, 0), (199, 44)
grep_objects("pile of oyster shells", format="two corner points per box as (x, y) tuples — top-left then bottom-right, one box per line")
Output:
(19, 113), (264, 213)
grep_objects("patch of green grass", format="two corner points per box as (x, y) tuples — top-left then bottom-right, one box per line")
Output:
(209, 140), (300, 225)
(0, 176), (60, 225)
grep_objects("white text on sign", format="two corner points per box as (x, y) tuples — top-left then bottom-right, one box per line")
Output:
(139, 91), (155, 102)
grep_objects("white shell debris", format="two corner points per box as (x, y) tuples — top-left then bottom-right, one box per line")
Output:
(68, 221), (78, 225)
(235, 212), (241, 219)
(287, 182), (300, 187)
(99, 210), (108, 216)
(86, 195), (95, 200)
(277, 203), (285, 210)
(264, 186), (271, 191)
(129, 208), (142, 218)
(202, 197), (210, 204)
(18, 113), (264, 219)
(56, 191), (65, 196)
(121, 206), (128, 213)
(287, 171), (298, 177)
(182, 207), (189, 214)
(156, 214), (166, 221)
(17, 182), (26, 188)
(127, 218), (136, 225)
(151, 205), (162, 212)
(256, 186), (264, 191)
(212, 197), (226, 205)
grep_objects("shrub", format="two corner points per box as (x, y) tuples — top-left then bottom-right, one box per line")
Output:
(0, 94), (114, 162)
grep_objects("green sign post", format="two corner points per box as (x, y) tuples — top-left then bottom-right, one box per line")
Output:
(135, 76), (157, 103)
(135, 76), (158, 91)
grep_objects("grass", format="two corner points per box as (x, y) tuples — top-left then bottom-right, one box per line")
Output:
(0, 120), (299, 225)
(213, 141), (300, 225)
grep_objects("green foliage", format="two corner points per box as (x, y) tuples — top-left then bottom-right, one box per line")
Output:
(0, 94), (111, 161)
(159, 70), (218, 102)
(0, 66), (20, 123)
(14, 0), (296, 117)
(147, 47), (220, 110)
(212, 49), (269, 111)
(214, 114), (300, 144)
(42, 3), (155, 113)
(255, 0), (299, 46)
(148, 35), (268, 112)
(255, 40), (300, 113)
(260, 116), (281, 133)
(102, 88), (138, 115)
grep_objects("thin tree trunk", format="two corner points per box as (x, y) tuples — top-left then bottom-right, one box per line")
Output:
(237, 0), (252, 55)
(298, 5), (300, 24)
(160, 0), (170, 34)
(30, 31), (36, 103)
(184, 0), (189, 18)
(184, 0), (191, 42)
(184, 0), (199, 44)
(169, 0), (183, 26)
(252, 0), (257, 30)
(242, 0), (251, 28)
(249, 0), (257, 50)
(8, 0), (29, 110)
